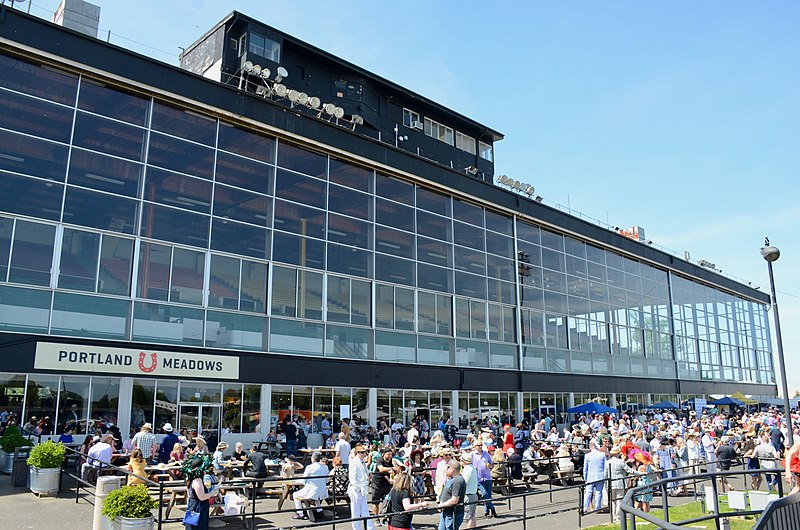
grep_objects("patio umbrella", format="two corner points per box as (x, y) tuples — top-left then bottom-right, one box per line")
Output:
(709, 396), (744, 407)
(567, 402), (618, 415)
(645, 401), (679, 410)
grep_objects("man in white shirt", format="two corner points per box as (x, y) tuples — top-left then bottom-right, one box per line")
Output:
(702, 431), (717, 473)
(348, 445), (374, 530)
(293, 451), (329, 520)
(82, 434), (114, 482)
(407, 422), (420, 446)
(335, 432), (351, 467)
(390, 418), (404, 434)
(649, 431), (662, 453)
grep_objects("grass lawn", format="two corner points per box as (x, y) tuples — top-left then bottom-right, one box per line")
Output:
(584, 496), (756, 530)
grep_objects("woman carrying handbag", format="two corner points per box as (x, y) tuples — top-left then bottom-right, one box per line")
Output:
(181, 455), (220, 530)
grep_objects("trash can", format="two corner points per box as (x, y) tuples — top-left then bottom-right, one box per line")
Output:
(12, 446), (31, 487)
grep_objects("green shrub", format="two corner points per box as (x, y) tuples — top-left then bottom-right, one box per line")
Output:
(0, 425), (30, 453)
(102, 484), (158, 520)
(27, 440), (66, 469)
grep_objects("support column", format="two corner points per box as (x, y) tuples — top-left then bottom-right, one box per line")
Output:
(260, 384), (271, 435)
(610, 393), (617, 410)
(368, 388), (377, 429)
(451, 391), (459, 423)
(568, 392), (575, 409)
(516, 391), (524, 425)
(117, 377), (133, 438)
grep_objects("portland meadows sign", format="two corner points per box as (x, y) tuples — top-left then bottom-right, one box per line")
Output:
(34, 342), (239, 380)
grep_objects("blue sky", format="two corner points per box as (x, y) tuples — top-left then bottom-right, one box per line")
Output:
(23, 1), (800, 393)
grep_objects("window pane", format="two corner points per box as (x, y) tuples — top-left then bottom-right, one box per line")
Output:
(325, 325), (371, 359)
(275, 169), (326, 209)
(417, 211), (451, 242)
(133, 301), (204, 346)
(328, 184), (371, 219)
(351, 279), (371, 326)
(375, 226), (414, 259)
(376, 284), (393, 329)
(418, 291), (436, 333)
(0, 129), (69, 181)
(99, 235), (133, 295)
(454, 246), (486, 275)
(58, 229), (100, 291)
(78, 80), (149, 126)
(209, 255), (239, 309)
(327, 243), (370, 278)
(417, 263), (452, 293)
(395, 287), (415, 331)
(205, 311), (267, 351)
(327, 213), (371, 248)
(143, 168), (211, 213)
(0, 53), (77, 104)
(171, 248), (204, 305)
(329, 158), (371, 192)
(0, 90), (74, 143)
(417, 236), (452, 267)
(418, 336), (451, 365)
(416, 188), (451, 216)
(73, 111), (146, 160)
(269, 318), (324, 356)
(210, 219), (270, 259)
(376, 198), (414, 232)
(51, 292), (128, 339)
(151, 102), (216, 145)
(243, 385), (261, 433)
(0, 285), (51, 332)
(327, 276), (350, 323)
(455, 271), (487, 299)
(137, 242), (171, 301)
(218, 123), (276, 164)
(213, 184), (271, 226)
(215, 151), (274, 195)
(0, 217), (11, 280)
(68, 148), (142, 198)
(375, 254), (415, 287)
(455, 339), (489, 368)
(273, 200), (326, 239)
(9, 221), (55, 286)
(300, 270), (323, 320)
(375, 331), (415, 362)
(0, 172), (64, 221)
(271, 266), (297, 317)
(486, 234), (514, 258)
(64, 187), (138, 234)
(59, 376), (91, 435)
(485, 210), (513, 235)
(240, 260), (268, 313)
(375, 173), (414, 205)
(140, 203), (209, 247)
(147, 131), (214, 179)
(277, 142), (327, 178)
(271, 231), (324, 269)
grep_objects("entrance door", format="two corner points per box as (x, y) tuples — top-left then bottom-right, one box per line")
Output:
(178, 403), (221, 449)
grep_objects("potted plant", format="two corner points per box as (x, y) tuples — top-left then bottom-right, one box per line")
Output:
(0, 425), (29, 474)
(27, 440), (66, 495)
(102, 484), (158, 529)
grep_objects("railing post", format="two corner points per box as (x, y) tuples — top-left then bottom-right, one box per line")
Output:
(157, 481), (164, 529)
(608, 476), (613, 523)
(662, 481), (669, 523)
(577, 484), (583, 528)
(710, 471), (721, 530)
(523, 492), (527, 530)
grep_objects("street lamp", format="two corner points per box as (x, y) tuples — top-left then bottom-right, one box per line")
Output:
(761, 238), (794, 447)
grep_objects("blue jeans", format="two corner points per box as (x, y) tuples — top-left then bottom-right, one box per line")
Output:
(439, 510), (464, 530)
(478, 479), (494, 512)
(285, 440), (297, 456)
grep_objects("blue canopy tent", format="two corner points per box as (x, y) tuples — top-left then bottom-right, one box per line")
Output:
(709, 396), (744, 407)
(646, 401), (680, 410)
(567, 402), (619, 415)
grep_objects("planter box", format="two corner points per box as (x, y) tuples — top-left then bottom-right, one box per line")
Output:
(118, 517), (155, 530)
(0, 449), (11, 474)
(29, 466), (60, 495)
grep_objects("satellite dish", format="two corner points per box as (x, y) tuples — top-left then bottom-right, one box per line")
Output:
(259, 68), (271, 80)
(333, 107), (345, 119)
(306, 96), (321, 109)
(288, 90), (301, 103)
(243, 61), (254, 73)
(323, 103), (337, 115)
(273, 84), (287, 97)
(252, 64), (262, 76)
(297, 92), (309, 105)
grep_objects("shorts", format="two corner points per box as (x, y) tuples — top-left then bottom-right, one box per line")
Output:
(463, 493), (478, 519)
(370, 484), (391, 503)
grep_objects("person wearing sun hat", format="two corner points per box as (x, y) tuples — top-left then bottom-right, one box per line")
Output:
(158, 422), (179, 464)
(181, 455), (220, 529)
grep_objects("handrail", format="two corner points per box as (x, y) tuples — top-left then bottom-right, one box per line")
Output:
(619, 467), (788, 530)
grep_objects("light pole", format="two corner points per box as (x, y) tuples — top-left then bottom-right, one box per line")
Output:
(761, 238), (794, 447)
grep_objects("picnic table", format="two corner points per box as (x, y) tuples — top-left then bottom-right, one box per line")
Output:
(252, 440), (282, 457)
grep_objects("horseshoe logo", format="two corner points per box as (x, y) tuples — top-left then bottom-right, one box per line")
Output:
(138, 352), (158, 373)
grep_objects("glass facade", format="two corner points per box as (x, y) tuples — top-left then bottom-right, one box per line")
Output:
(0, 51), (774, 388)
